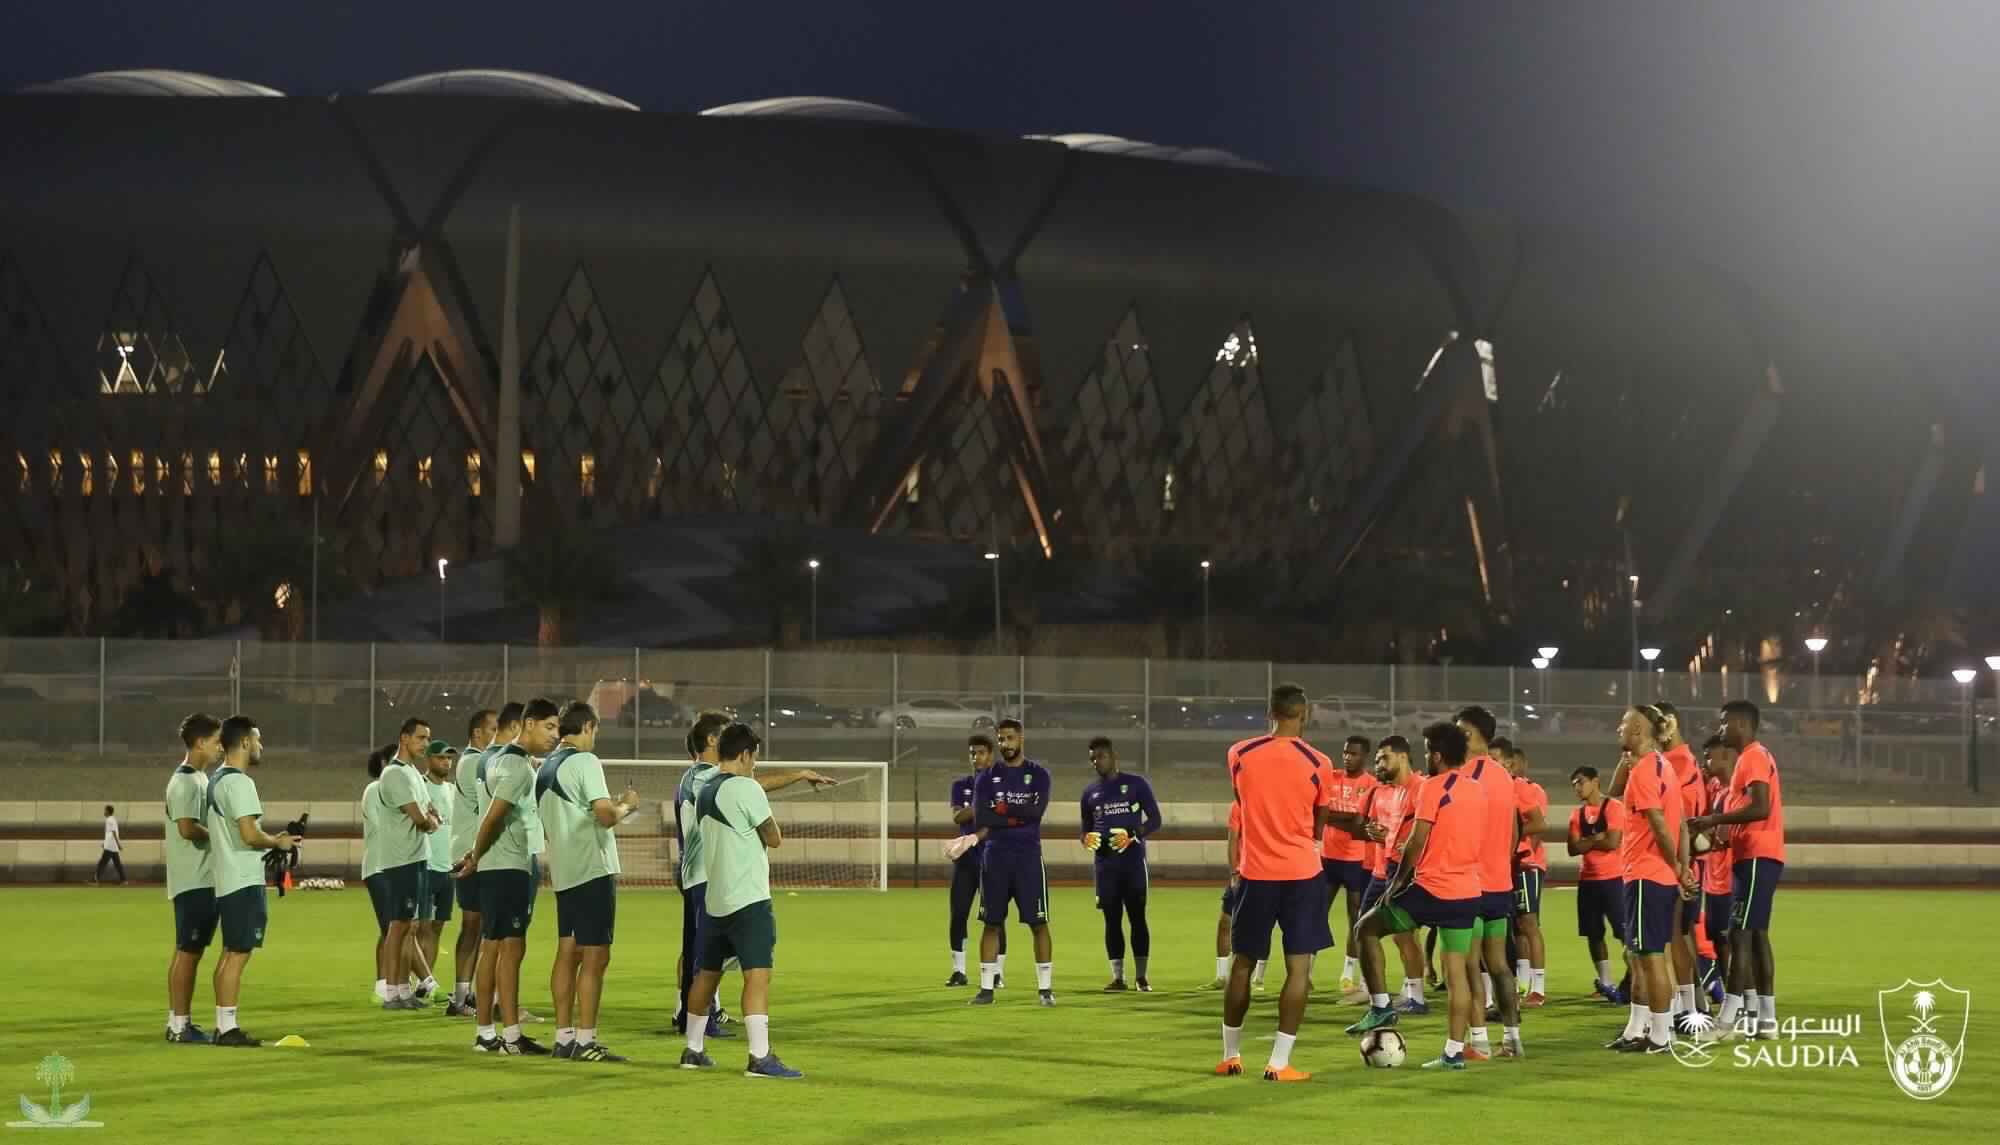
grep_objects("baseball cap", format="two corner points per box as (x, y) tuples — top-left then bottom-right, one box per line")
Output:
(425, 738), (454, 756)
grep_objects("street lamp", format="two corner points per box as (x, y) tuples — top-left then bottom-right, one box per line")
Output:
(1200, 560), (1212, 670)
(985, 550), (1001, 655)
(1804, 636), (1828, 713)
(436, 558), (448, 645)
(1532, 656), (1550, 707)
(807, 559), (820, 646)
(1640, 647), (1661, 701)
(1537, 646), (1560, 661)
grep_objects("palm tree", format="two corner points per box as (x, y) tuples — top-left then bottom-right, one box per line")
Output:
(503, 525), (627, 647)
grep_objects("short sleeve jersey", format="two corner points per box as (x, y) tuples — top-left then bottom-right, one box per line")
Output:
(950, 771), (984, 863)
(536, 746), (621, 892)
(359, 779), (382, 880)
(697, 773), (775, 917)
(1728, 742), (1786, 863)
(1514, 776), (1549, 871)
(425, 778), (454, 873)
(1410, 768), (1487, 901)
(676, 762), (723, 887)
(376, 760), (432, 869)
(1370, 771), (1422, 878)
(1465, 756), (1517, 895)
(1571, 797), (1627, 881)
(1227, 735), (1333, 882)
(1701, 776), (1734, 893)
(478, 745), (538, 874)
(450, 745), (489, 861)
(204, 766), (266, 897)
(1321, 769), (1378, 862)
(1667, 744), (1706, 821)
(1620, 751), (1684, 886)
(163, 764), (212, 899)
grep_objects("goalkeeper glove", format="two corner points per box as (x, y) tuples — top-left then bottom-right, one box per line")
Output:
(1110, 828), (1135, 852)
(1082, 832), (1102, 852)
(944, 834), (978, 861)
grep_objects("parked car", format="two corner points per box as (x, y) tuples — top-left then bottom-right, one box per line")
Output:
(1011, 696), (1141, 729)
(875, 698), (997, 730)
(734, 694), (865, 729)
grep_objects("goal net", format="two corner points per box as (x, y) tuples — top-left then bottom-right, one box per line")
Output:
(595, 759), (888, 892)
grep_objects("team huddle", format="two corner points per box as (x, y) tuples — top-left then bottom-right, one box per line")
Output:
(1208, 686), (1786, 1078)
(157, 701), (829, 1079)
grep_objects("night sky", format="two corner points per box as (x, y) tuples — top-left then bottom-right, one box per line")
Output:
(8, 0), (1999, 378)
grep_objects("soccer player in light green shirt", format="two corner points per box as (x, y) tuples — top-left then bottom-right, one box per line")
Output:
(446, 707), (499, 1014)
(457, 697), (561, 1055)
(164, 712), (224, 1044)
(416, 739), (458, 1003)
(376, 719), (440, 1010)
(538, 701), (640, 1062)
(681, 723), (803, 1079)
(203, 715), (298, 1047)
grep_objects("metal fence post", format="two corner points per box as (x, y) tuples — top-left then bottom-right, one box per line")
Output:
(633, 646), (642, 759)
(763, 648), (774, 756)
(96, 636), (106, 754)
(1388, 663), (1397, 729)
(233, 638), (243, 713)
(893, 652), (912, 887)
(1142, 657), (1152, 775)
(501, 643), (511, 701)
(368, 642), (377, 747)
(1266, 660), (1274, 703)
(1508, 665), (1516, 728)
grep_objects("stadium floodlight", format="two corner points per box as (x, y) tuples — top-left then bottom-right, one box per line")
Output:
(1953, 668), (1977, 685)
(1640, 647), (1661, 663)
(1537, 646), (1559, 660)
(1531, 657), (1550, 671)
(1804, 637), (1828, 654)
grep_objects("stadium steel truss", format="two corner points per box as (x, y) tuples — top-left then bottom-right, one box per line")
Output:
(0, 70), (1982, 637)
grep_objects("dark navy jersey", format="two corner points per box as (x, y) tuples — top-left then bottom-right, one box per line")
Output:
(973, 759), (1051, 851)
(949, 771), (986, 863)
(1080, 773), (1162, 860)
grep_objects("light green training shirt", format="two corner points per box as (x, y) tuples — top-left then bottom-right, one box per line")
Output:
(376, 759), (432, 870)
(450, 744), (488, 862)
(205, 765), (267, 897)
(697, 773), (775, 918)
(426, 776), (454, 872)
(163, 763), (211, 900)
(359, 778), (383, 880)
(537, 747), (621, 893)
(478, 745), (537, 874)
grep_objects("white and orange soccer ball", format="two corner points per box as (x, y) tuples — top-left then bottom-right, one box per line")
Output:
(1359, 1028), (1406, 1068)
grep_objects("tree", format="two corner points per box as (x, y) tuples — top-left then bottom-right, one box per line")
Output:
(503, 524), (627, 647)
(110, 566), (202, 638)
(189, 505), (352, 640)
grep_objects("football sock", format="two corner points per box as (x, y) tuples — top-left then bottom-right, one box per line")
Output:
(502, 1024), (521, 1044)
(1759, 994), (1777, 1026)
(1515, 959), (1530, 985)
(1222, 1023), (1242, 1061)
(452, 981), (471, 1004)
(1252, 960), (1267, 983)
(1482, 973), (1495, 1008)
(168, 1014), (188, 1033)
(1595, 960), (1613, 987)
(1215, 956), (1230, 979)
(1718, 994), (1742, 1028)
(1109, 958), (1124, 981)
(951, 950), (967, 974)
(1623, 1004), (1648, 1040)
(1371, 993), (1390, 1009)
(477, 1024), (495, 1041)
(995, 953), (1007, 974)
(216, 1006), (238, 1034)
(1342, 956), (1360, 981)
(556, 1027), (577, 1045)
(1135, 957), (1148, 979)
(1531, 968), (1547, 993)
(578, 1027), (595, 1046)
(1649, 1010), (1672, 1045)
(374, 978), (389, 1001)
(1504, 1025), (1521, 1045)
(746, 1014), (771, 1058)
(1036, 962), (1054, 991)
(979, 962), (997, 990)
(685, 1020), (706, 1054)
(1469, 1025), (1490, 1045)
(1269, 1032), (1296, 1071)
(1444, 1038), (1465, 1059)
(1403, 977), (1424, 1002)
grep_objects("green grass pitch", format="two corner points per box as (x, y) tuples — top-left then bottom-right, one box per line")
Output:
(1, 886), (1994, 1143)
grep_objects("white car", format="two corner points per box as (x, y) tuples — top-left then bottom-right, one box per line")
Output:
(874, 698), (997, 730)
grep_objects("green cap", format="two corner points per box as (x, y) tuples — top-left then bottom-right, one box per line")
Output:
(425, 738), (454, 757)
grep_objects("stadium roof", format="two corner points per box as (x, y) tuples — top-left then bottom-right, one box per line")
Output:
(1027, 132), (1265, 170)
(20, 69), (284, 97)
(369, 68), (637, 109)
(699, 96), (917, 124)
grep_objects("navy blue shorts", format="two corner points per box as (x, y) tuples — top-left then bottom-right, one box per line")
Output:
(1576, 877), (1626, 942)
(424, 870), (453, 923)
(1093, 854), (1149, 909)
(1678, 882), (1702, 933)
(556, 875), (617, 947)
(479, 869), (535, 940)
(980, 846), (1048, 925)
(1479, 889), (1514, 924)
(1322, 857), (1371, 900)
(455, 869), (483, 914)
(1731, 858), (1782, 931)
(1703, 887), (1734, 941)
(1514, 868), (1543, 916)
(1220, 880), (1244, 914)
(217, 886), (267, 952)
(1230, 876), (1332, 960)
(172, 888), (218, 953)
(1385, 882), (1479, 931)
(1624, 878), (1677, 955)
(1359, 865), (1396, 916)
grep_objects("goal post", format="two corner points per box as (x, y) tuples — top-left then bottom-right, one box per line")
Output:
(595, 759), (889, 892)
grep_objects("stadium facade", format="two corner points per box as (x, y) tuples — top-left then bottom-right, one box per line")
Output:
(1, 70), (1985, 651)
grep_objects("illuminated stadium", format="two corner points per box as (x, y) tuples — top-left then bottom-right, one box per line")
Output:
(0, 69), (1984, 659)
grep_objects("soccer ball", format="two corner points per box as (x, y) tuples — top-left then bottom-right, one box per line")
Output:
(1691, 832), (1713, 855)
(1359, 1028), (1407, 1068)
